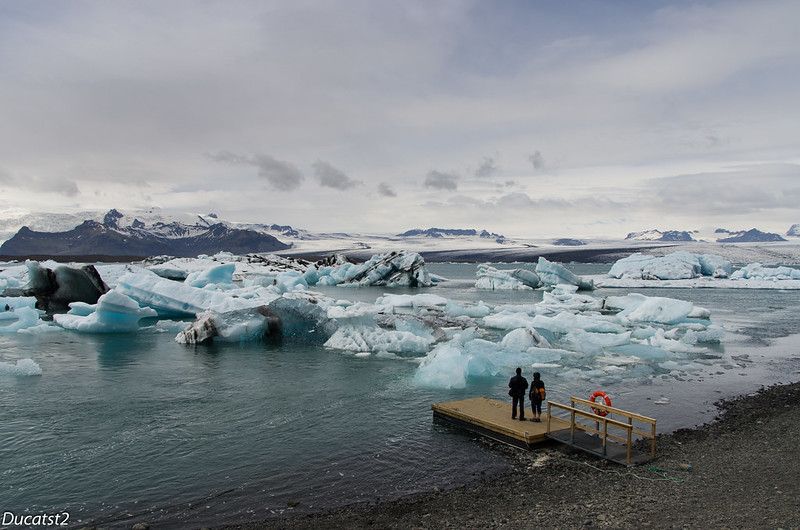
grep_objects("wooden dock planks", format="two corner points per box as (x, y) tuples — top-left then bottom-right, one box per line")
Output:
(431, 397), (570, 449)
(432, 396), (657, 466)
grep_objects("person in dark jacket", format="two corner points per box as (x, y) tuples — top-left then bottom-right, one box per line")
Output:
(508, 367), (529, 420)
(529, 371), (546, 422)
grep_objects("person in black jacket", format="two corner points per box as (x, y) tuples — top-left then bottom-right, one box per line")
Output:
(529, 371), (546, 422)
(508, 367), (529, 421)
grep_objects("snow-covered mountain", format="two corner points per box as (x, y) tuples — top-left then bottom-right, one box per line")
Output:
(0, 208), (290, 257)
(1, 208), (799, 264)
(714, 228), (786, 243)
(625, 230), (695, 242)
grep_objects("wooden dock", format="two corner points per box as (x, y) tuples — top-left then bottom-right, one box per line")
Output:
(431, 397), (570, 449)
(432, 396), (657, 466)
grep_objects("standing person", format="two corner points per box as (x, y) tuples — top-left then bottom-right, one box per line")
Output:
(508, 367), (529, 421)
(529, 371), (546, 422)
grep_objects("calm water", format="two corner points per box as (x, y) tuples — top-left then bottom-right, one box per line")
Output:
(1, 263), (799, 527)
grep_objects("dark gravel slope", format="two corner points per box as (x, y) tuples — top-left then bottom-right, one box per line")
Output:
(220, 382), (800, 529)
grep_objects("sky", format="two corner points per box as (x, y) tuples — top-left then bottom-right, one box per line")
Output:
(0, 0), (799, 239)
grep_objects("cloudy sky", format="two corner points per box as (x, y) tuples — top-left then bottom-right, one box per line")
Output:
(1, 0), (798, 238)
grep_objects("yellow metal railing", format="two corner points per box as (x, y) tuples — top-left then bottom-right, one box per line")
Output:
(546, 396), (657, 465)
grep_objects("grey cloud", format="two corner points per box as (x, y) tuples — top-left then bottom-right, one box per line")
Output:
(0, 171), (80, 197)
(377, 182), (396, 197)
(47, 179), (80, 197)
(424, 170), (458, 191)
(644, 163), (800, 216)
(528, 151), (546, 172)
(312, 160), (362, 190)
(475, 156), (497, 178)
(208, 152), (304, 192)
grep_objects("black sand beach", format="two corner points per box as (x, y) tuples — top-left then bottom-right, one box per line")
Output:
(219, 381), (800, 529)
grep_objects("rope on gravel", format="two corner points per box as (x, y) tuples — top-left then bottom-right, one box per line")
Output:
(567, 459), (686, 483)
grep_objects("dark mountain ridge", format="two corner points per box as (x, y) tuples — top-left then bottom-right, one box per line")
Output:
(0, 211), (290, 258)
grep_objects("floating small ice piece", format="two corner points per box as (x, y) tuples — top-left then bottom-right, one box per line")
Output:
(0, 358), (42, 376)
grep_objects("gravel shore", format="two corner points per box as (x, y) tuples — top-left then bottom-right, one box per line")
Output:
(220, 381), (800, 529)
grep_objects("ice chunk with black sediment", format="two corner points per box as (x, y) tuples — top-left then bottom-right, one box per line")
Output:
(24, 261), (109, 311)
(176, 294), (338, 344)
(306, 250), (431, 287)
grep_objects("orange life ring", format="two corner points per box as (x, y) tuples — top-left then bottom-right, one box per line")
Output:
(590, 391), (611, 416)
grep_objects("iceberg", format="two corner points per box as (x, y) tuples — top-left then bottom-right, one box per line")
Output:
(0, 297), (43, 333)
(500, 327), (551, 350)
(608, 251), (732, 280)
(375, 293), (448, 310)
(54, 290), (158, 333)
(306, 250), (431, 287)
(24, 261), (109, 311)
(730, 263), (800, 280)
(697, 254), (732, 278)
(116, 271), (265, 317)
(184, 263), (237, 289)
(177, 294), (338, 344)
(475, 264), (541, 290)
(535, 257), (593, 290)
(608, 294), (695, 324)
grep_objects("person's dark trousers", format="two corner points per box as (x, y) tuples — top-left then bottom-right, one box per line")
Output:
(512, 396), (525, 419)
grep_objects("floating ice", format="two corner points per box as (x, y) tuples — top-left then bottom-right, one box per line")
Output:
(116, 271), (264, 317)
(306, 250), (431, 287)
(531, 312), (627, 334)
(483, 310), (537, 330)
(500, 327), (551, 350)
(535, 257), (593, 290)
(608, 251), (732, 280)
(325, 324), (433, 355)
(184, 263), (236, 288)
(445, 300), (491, 318)
(475, 264), (540, 290)
(177, 294), (338, 344)
(612, 294), (694, 324)
(25, 261), (109, 311)
(0, 297), (43, 333)
(54, 290), (158, 333)
(0, 358), (42, 376)
(376, 293), (448, 310)
(730, 263), (800, 280)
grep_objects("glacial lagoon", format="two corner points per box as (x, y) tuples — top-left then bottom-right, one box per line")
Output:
(1, 261), (799, 527)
